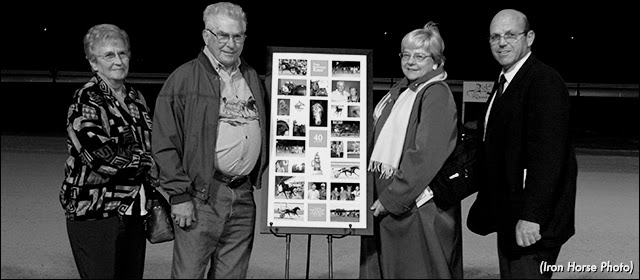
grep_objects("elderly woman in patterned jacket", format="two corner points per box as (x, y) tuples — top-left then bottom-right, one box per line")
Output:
(59, 23), (154, 279)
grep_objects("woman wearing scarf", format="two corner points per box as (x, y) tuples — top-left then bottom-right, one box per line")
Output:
(359, 22), (462, 279)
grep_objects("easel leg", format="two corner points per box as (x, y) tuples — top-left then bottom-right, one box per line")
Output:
(327, 235), (333, 279)
(306, 234), (311, 279)
(285, 234), (291, 279)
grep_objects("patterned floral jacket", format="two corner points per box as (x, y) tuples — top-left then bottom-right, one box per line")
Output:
(60, 75), (154, 221)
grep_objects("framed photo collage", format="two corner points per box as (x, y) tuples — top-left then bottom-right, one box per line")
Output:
(261, 47), (373, 235)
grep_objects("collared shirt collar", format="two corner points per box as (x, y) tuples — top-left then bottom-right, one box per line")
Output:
(203, 46), (241, 74)
(500, 51), (532, 84)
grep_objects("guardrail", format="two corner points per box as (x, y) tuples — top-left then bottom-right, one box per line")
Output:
(2, 70), (638, 98)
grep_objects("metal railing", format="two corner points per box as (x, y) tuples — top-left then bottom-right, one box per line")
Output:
(2, 69), (638, 98)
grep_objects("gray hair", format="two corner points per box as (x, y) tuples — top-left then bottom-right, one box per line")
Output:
(401, 21), (445, 66)
(83, 24), (129, 62)
(203, 2), (247, 30)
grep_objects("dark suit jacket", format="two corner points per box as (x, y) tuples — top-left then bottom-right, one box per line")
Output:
(472, 54), (578, 256)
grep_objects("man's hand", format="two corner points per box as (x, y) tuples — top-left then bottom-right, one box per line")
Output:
(370, 199), (389, 217)
(515, 219), (541, 247)
(172, 200), (196, 228)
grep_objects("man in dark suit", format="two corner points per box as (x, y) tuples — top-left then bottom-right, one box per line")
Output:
(469, 9), (578, 279)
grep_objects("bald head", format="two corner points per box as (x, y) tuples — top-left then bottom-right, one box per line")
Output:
(489, 9), (534, 72)
(490, 9), (529, 33)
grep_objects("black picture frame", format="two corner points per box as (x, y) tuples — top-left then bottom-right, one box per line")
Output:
(261, 46), (373, 236)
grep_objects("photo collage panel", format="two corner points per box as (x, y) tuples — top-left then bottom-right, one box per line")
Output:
(268, 53), (367, 229)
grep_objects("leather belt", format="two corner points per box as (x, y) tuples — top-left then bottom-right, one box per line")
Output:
(213, 169), (248, 189)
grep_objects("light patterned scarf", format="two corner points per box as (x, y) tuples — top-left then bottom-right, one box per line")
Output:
(368, 72), (447, 179)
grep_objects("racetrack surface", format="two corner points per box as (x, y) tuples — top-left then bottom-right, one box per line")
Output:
(1, 136), (638, 279)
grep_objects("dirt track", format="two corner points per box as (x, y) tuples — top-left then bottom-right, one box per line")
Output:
(1, 136), (638, 279)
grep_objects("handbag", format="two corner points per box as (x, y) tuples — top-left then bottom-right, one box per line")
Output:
(429, 122), (481, 210)
(145, 187), (175, 244)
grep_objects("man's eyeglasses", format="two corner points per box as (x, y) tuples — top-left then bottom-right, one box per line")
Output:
(206, 29), (246, 44)
(489, 31), (528, 45)
(399, 52), (431, 62)
(96, 51), (130, 62)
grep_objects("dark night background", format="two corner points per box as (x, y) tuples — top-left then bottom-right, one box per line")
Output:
(1, 1), (638, 148)
(2, 1), (638, 83)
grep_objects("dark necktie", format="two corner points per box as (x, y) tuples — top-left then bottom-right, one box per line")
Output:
(496, 74), (507, 99)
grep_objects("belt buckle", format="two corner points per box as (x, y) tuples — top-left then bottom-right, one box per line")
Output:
(228, 176), (245, 188)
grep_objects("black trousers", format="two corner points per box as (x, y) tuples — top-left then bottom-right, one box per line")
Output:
(67, 215), (146, 279)
(498, 243), (561, 279)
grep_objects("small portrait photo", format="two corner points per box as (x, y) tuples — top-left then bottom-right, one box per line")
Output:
(275, 159), (289, 173)
(331, 161), (360, 179)
(275, 176), (305, 200)
(331, 105), (345, 118)
(274, 202), (304, 220)
(330, 141), (344, 158)
(310, 79), (329, 97)
(276, 119), (290, 136)
(308, 182), (327, 200)
(329, 205), (360, 222)
(278, 79), (307, 96)
(332, 61), (361, 78)
(330, 182), (359, 201)
(279, 59), (307, 76)
(331, 120), (360, 138)
(292, 120), (306, 137)
(309, 100), (328, 127)
(330, 80), (359, 103)
(277, 98), (290, 116)
(275, 139), (305, 157)
(347, 141), (360, 159)
(347, 105), (360, 118)
(347, 86), (360, 103)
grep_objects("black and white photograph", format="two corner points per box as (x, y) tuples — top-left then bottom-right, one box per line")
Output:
(278, 58), (307, 76)
(330, 80), (359, 103)
(310, 79), (329, 97)
(292, 119), (306, 137)
(330, 140), (344, 158)
(331, 120), (360, 138)
(290, 159), (306, 174)
(331, 105), (345, 118)
(4, 3), (637, 279)
(273, 202), (305, 220)
(331, 61), (361, 78)
(307, 182), (327, 200)
(347, 141), (360, 159)
(329, 205), (360, 223)
(331, 162), (360, 179)
(309, 99), (328, 127)
(347, 105), (360, 118)
(276, 119), (289, 136)
(274, 176), (305, 200)
(278, 78), (307, 96)
(277, 98), (290, 116)
(275, 159), (289, 173)
(275, 139), (305, 157)
(329, 182), (359, 201)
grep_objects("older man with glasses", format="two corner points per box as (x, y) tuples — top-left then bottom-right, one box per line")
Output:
(468, 8), (578, 279)
(151, 2), (269, 279)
